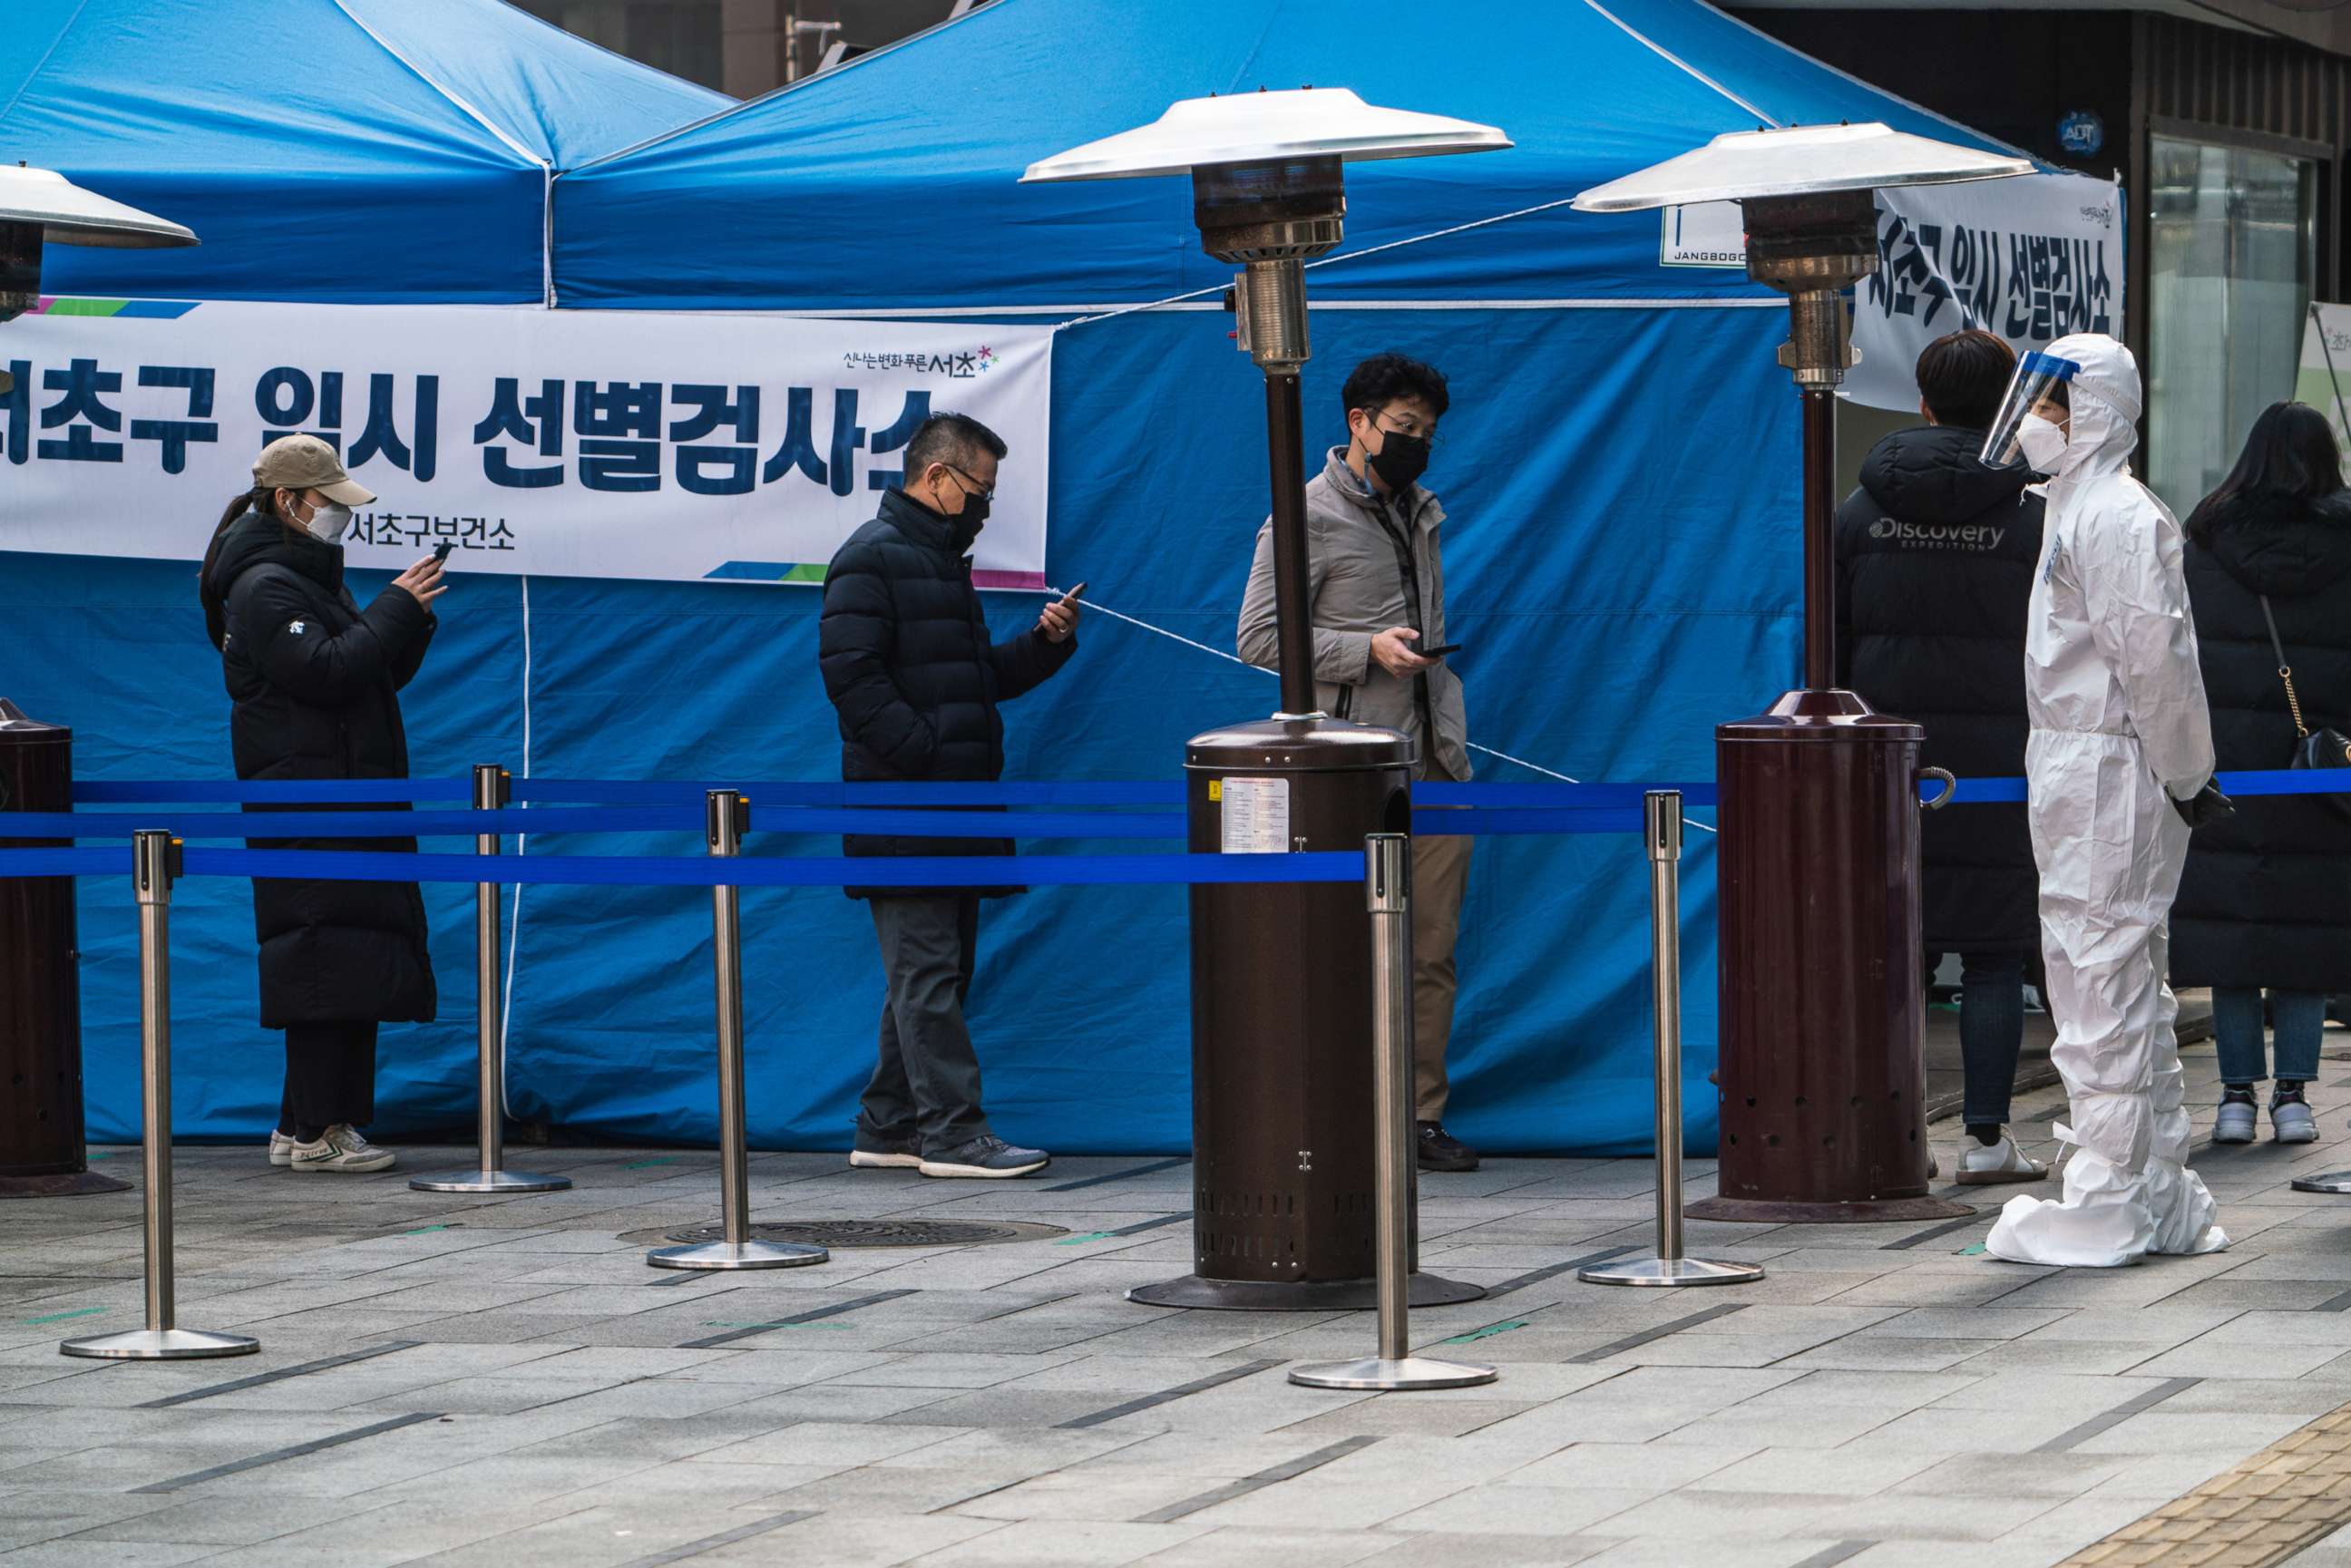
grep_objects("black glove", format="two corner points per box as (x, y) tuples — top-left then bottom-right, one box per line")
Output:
(2171, 779), (2236, 829)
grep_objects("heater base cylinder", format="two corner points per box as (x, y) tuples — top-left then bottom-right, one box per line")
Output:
(1161, 717), (1484, 1312)
(1693, 688), (1970, 1225)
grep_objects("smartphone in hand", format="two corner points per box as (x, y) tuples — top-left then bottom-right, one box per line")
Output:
(1421, 641), (1461, 657)
(432, 541), (456, 563)
(1062, 580), (1089, 603)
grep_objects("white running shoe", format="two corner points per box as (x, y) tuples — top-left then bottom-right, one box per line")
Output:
(2214, 1096), (2259, 1144)
(268, 1130), (296, 1168)
(1955, 1130), (2047, 1185)
(289, 1125), (396, 1174)
(2273, 1097), (2318, 1144)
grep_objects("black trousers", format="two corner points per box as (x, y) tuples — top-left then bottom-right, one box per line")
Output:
(861, 893), (989, 1156)
(277, 1019), (379, 1138)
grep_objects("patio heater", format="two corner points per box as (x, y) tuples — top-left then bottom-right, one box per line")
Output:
(0, 165), (195, 1201)
(1023, 90), (1509, 1308)
(1575, 124), (2027, 1222)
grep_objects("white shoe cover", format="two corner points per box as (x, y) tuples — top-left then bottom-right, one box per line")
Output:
(1985, 1135), (2226, 1268)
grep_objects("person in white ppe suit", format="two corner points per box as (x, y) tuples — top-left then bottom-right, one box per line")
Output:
(1977, 334), (2234, 1268)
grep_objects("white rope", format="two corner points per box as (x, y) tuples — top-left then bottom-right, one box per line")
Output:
(1044, 585), (1716, 832)
(1578, 0), (1780, 128)
(500, 572), (532, 1113)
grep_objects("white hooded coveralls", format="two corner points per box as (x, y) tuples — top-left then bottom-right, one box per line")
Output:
(1984, 335), (2228, 1269)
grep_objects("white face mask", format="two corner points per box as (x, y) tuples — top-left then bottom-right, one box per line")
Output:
(2016, 413), (2069, 472)
(301, 499), (353, 544)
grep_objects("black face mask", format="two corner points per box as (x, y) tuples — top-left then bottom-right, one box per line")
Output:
(1367, 428), (1430, 492)
(950, 474), (992, 531)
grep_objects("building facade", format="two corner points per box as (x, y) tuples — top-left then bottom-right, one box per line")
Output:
(1734, 1), (2351, 513)
(517, 0), (976, 101)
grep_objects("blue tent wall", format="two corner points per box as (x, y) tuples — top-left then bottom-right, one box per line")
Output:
(16, 298), (1785, 1156)
(1, 0), (1987, 1153)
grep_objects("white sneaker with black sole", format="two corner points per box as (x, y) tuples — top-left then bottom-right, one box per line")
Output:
(289, 1125), (396, 1174)
(917, 1134), (1049, 1180)
(268, 1130), (296, 1168)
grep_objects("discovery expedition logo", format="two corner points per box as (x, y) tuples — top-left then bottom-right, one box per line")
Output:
(1869, 517), (2006, 550)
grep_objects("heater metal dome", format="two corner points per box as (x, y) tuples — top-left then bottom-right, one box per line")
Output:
(1573, 122), (2031, 212)
(0, 165), (197, 248)
(1020, 87), (1509, 182)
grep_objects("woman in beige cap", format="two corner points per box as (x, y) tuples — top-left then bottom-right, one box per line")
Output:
(198, 434), (449, 1174)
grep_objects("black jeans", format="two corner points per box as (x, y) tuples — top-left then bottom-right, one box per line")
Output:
(1931, 950), (2026, 1127)
(862, 893), (990, 1156)
(276, 1019), (379, 1139)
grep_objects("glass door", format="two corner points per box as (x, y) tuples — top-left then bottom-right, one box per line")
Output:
(2147, 136), (2320, 515)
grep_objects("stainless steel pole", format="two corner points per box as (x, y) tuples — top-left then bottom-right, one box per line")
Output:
(1582, 794), (1764, 1289)
(62, 833), (258, 1360)
(649, 792), (826, 1271)
(1291, 834), (1495, 1390)
(413, 765), (569, 1195)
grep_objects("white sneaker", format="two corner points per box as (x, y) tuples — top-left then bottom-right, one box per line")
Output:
(2214, 1096), (2259, 1144)
(268, 1130), (296, 1167)
(289, 1125), (396, 1174)
(2274, 1097), (2318, 1144)
(1955, 1130), (2047, 1185)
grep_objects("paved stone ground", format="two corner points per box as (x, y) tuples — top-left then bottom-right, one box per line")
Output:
(7, 1034), (2351, 1568)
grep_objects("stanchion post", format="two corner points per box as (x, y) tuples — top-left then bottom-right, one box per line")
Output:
(1581, 793), (1765, 1289)
(412, 765), (570, 1195)
(1291, 833), (1496, 1390)
(61, 833), (259, 1360)
(649, 792), (827, 1271)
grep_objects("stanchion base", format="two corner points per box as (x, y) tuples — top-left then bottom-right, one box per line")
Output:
(1289, 1355), (1497, 1391)
(1579, 1255), (1766, 1288)
(60, 1328), (259, 1360)
(647, 1239), (829, 1271)
(408, 1169), (573, 1194)
(0, 1169), (135, 1200)
(1685, 1194), (1971, 1223)
(2292, 1171), (2351, 1195)
(1127, 1272), (1487, 1311)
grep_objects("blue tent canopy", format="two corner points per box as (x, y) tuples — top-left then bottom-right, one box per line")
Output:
(5, 0), (2026, 1159)
(552, 0), (2013, 309)
(0, 0), (728, 304)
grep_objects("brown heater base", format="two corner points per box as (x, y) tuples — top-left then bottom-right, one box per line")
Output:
(1687, 1193), (1970, 1224)
(1127, 1272), (1488, 1311)
(0, 1169), (132, 1199)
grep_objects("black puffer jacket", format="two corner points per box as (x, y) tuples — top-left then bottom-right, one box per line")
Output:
(817, 489), (1076, 898)
(199, 511), (437, 1026)
(1834, 424), (2046, 953)
(2172, 491), (2351, 991)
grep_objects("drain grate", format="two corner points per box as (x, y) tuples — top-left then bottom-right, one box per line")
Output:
(625, 1219), (1069, 1249)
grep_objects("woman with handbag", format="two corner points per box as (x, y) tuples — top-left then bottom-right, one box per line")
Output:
(2175, 401), (2351, 1144)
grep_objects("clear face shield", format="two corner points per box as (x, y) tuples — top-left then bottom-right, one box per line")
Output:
(1979, 350), (2080, 472)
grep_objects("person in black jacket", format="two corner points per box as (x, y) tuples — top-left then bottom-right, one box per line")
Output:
(1834, 329), (2049, 1186)
(197, 434), (445, 1174)
(2175, 402), (2351, 1145)
(818, 413), (1079, 1180)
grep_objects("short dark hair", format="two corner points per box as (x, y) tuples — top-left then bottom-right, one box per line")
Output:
(1915, 329), (2015, 430)
(902, 412), (1008, 482)
(1341, 353), (1449, 424)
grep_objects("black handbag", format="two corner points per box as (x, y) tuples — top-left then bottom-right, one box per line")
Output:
(2259, 595), (2351, 813)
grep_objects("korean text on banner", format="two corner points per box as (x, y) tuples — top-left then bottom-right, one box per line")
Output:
(0, 301), (1055, 589)
(2297, 302), (2351, 453)
(1660, 171), (2123, 414)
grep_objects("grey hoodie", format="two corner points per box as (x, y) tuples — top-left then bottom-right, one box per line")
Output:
(1236, 446), (1471, 781)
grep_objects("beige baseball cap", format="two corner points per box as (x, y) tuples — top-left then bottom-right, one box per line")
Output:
(253, 433), (376, 506)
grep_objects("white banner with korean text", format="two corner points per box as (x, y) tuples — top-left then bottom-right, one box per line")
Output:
(1662, 170), (2123, 414)
(0, 300), (1055, 589)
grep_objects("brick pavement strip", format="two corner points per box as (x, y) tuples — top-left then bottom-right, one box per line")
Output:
(2057, 1406), (2351, 1567)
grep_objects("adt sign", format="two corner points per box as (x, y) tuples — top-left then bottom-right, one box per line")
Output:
(2059, 112), (2105, 158)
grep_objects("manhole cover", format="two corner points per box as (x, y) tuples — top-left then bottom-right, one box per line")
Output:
(622, 1219), (1069, 1249)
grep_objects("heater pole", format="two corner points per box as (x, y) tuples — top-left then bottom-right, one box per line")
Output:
(1802, 387), (1837, 692)
(1264, 368), (1316, 719)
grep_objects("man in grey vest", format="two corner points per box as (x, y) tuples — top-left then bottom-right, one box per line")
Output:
(1236, 353), (1478, 1172)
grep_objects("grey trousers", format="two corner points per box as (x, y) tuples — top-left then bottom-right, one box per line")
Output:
(860, 893), (990, 1156)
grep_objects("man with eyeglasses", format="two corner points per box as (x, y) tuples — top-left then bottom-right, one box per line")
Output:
(1236, 352), (1481, 1173)
(819, 412), (1080, 1179)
